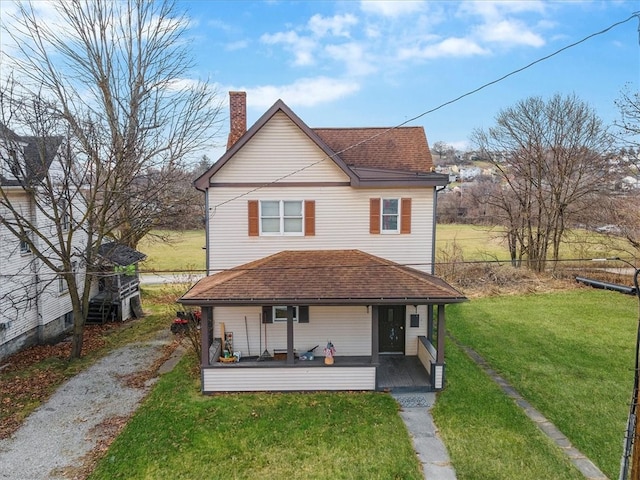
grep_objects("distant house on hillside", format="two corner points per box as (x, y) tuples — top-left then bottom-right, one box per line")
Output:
(179, 92), (467, 393)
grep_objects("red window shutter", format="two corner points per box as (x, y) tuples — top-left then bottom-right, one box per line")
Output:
(401, 198), (412, 234)
(370, 198), (381, 234)
(304, 201), (315, 236)
(248, 200), (259, 236)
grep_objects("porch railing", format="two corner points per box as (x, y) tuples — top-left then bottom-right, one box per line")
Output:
(418, 335), (445, 390)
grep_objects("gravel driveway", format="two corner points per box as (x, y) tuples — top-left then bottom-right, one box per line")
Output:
(0, 331), (178, 480)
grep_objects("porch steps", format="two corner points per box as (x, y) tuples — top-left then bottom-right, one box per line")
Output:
(85, 300), (111, 325)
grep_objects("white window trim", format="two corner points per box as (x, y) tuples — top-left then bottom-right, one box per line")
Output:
(58, 267), (68, 294)
(273, 306), (299, 323)
(259, 200), (304, 236)
(20, 238), (31, 255)
(60, 199), (70, 232)
(381, 198), (400, 234)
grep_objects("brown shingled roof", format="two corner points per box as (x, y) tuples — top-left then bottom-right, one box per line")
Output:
(194, 99), (448, 190)
(180, 250), (466, 306)
(313, 127), (434, 174)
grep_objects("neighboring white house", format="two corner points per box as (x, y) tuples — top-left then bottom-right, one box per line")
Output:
(180, 92), (467, 393)
(0, 126), (85, 358)
(0, 126), (144, 359)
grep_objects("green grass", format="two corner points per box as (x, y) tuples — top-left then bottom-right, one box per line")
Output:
(436, 224), (630, 262)
(135, 225), (625, 271)
(89, 354), (423, 480)
(436, 224), (508, 261)
(432, 340), (584, 480)
(138, 230), (206, 272)
(443, 289), (636, 479)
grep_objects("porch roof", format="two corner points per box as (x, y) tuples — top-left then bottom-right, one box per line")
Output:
(179, 250), (467, 306)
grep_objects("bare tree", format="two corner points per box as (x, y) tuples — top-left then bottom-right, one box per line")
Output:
(614, 85), (640, 252)
(472, 93), (613, 272)
(432, 141), (453, 164)
(0, 0), (223, 358)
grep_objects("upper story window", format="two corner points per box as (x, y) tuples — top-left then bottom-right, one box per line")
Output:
(58, 268), (68, 294)
(381, 199), (399, 233)
(60, 199), (70, 231)
(20, 237), (31, 254)
(248, 200), (315, 237)
(58, 261), (77, 294)
(370, 198), (412, 235)
(261, 200), (303, 235)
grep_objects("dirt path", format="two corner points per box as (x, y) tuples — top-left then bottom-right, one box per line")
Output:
(0, 330), (181, 480)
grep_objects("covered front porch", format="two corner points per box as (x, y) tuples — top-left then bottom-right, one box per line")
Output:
(179, 250), (466, 394)
(197, 306), (445, 393)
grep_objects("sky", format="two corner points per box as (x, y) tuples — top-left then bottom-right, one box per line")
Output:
(181, 0), (640, 157)
(2, 1), (640, 159)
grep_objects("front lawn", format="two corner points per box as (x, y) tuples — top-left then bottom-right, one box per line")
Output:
(88, 354), (424, 480)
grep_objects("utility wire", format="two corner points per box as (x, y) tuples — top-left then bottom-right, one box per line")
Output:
(211, 12), (640, 212)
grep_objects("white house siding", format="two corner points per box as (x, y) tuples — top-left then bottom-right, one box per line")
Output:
(211, 305), (372, 359)
(202, 366), (376, 393)
(0, 189), (88, 359)
(208, 185), (434, 273)
(206, 113), (434, 273)
(404, 305), (429, 356)
(212, 111), (351, 184)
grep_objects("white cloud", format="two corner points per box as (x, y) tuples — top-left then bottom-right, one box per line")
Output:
(476, 19), (545, 47)
(241, 77), (360, 108)
(308, 13), (358, 38)
(261, 31), (317, 66)
(399, 37), (489, 60)
(225, 40), (250, 51)
(459, 1), (546, 20)
(325, 42), (376, 76)
(360, 0), (426, 18)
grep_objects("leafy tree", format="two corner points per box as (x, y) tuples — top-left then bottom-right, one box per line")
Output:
(0, 0), (222, 358)
(472, 93), (613, 272)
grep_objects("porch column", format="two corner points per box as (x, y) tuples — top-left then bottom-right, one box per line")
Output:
(429, 304), (447, 390)
(200, 306), (213, 367)
(371, 305), (379, 364)
(436, 304), (445, 363)
(286, 306), (295, 365)
(427, 305), (434, 342)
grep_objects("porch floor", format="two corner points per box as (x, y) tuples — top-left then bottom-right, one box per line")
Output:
(376, 355), (432, 393)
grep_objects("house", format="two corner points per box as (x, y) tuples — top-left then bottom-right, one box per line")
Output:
(179, 91), (467, 393)
(0, 126), (145, 359)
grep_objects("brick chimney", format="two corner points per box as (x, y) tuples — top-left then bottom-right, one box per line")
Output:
(227, 91), (247, 150)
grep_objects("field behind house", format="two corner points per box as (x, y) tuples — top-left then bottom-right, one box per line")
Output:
(135, 225), (628, 274)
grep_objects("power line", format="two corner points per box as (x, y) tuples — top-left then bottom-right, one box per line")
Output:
(211, 12), (640, 212)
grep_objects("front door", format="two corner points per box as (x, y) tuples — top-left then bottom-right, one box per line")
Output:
(379, 305), (406, 354)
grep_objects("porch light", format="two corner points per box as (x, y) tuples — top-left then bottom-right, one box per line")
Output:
(591, 257), (640, 480)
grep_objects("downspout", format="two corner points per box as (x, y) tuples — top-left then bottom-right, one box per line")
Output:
(195, 183), (210, 276)
(431, 185), (446, 275)
(428, 185), (446, 343)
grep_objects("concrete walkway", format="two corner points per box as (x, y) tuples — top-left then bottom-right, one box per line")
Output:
(451, 335), (608, 480)
(393, 392), (457, 480)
